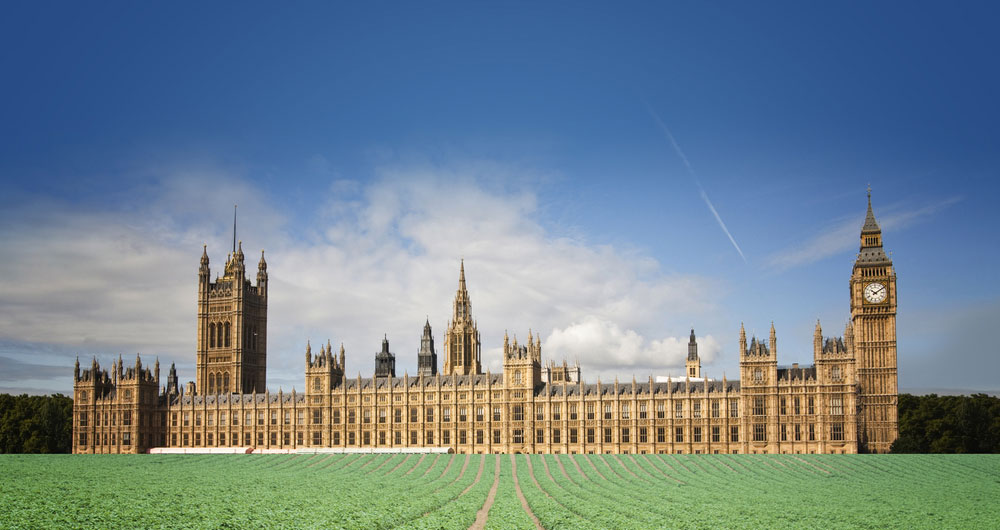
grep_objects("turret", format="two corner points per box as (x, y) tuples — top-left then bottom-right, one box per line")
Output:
(257, 250), (268, 295)
(417, 318), (437, 377)
(74, 357), (80, 381)
(375, 335), (396, 378)
(814, 320), (823, 358)
(769, 322), (777, 357)
(686, 328), (701, 378)
(739, 323), (747, 358)
(166, 363), (179, 395)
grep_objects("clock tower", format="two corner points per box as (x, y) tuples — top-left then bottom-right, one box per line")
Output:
(850, 188), (898, 453)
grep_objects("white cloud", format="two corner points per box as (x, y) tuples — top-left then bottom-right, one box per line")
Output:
(765, 196), (961, 271)
(0, 162), (723, 392)
(544, 315), (722, 380)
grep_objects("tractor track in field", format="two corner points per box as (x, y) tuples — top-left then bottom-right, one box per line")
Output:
(468, 456), (501, 530)
(387, 453), (412, 474)
(403, 454), (426, 475)
(510, 455), (544, 530)
(460, 454), (487, 497)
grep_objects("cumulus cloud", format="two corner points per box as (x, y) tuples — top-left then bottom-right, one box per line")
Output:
(544, 316), (722, 379)
(0, 162), (723, 392)
(765, 196), (961, 271)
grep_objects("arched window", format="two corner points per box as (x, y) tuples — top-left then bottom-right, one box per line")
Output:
(223, 373), (230, 393)
(514, 370), (522, 385)
(208, 373), (215, 394)
(224, 322), (231, 347)
(209, 323), (216, 348)
(217, 324), (224, 349)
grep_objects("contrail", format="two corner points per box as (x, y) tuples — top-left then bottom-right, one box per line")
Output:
(645, 103), (747, 263)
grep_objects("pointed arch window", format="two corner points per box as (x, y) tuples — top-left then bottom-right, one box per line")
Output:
(209, 323), (216, 348)
(224, 322), (231, 347)
(208, 373), (216, 394)
(217, 324), (224, 349)
(223, 373), (230, 393)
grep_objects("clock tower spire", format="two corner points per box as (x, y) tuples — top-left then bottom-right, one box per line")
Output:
(850, 187), (898, 453)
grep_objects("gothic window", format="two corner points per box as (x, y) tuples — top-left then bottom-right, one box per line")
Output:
(603, 427), (612, 443)
(656, 402), (665, 419)
(493, 429), (501, 444)
(587, 428), (595, 443)
(753, 423), (766, 442)
(313, 378), (320, 392)
(396, 408), (403, 423)
(493, 406), (501, 422)
(656, 427), (665, 443)
(224, 322), (231, 347)
(79, 412), (88, 427)
(513, 429), (524, 444)
(223, 373), (230, 393)
(379, 408), (387, 423)
(675, 427), (683, 443)
(476, 406), (484, 422)
(832, 422), (844, 441)
(217, 324), (224, 349)
(830, 396), (844, 415)
(553, 429), (560, 444)
(639, 402), (647, 419)
(363, 409), (371, 424)
(411, 407), (419, 423)
(621, 403), (630, 420)
(831, 365), (842, 381)
(753, 368), (763, 382)
(780, 398), (787, 415)
(209, 373), (216, 394)
(621, 428), (630, 443)
(693, 427), (702, 442)
(514, 370), (522, 385)
(712, 426), (720, 442)
(552, 404), (560, 421)
(675, 402), (683, 419)
(209, 323), (216, 348)
(640, 427), (648, 443)
(586, 403), (595, 420)
(604, 404), (612, 420)
(512, 405), (523, 421)
(753, 397), (766, 416)
(794, 397), (801, 415)
(729, 400), (739, 418)
(711, 400), (720, 418)
(535, 405), (544, 421)
(807, 397), (815, 415)
(693, 403), (701, 418)
(730, 426), (739, 442)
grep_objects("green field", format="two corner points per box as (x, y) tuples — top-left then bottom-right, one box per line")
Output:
(1, 454), (998, 529)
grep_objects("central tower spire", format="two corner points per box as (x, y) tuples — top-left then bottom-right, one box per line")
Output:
(443, 260), (481, 375)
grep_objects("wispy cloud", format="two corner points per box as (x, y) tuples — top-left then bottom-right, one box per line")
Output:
(645, 103), (746, 263)
(765, 196), (962, 270)
(0, 163), (724, 391)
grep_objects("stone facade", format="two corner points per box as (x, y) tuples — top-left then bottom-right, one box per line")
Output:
(72, 192), (897, 455)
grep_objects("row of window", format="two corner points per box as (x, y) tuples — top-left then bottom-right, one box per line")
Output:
(752, 396), (845, 416)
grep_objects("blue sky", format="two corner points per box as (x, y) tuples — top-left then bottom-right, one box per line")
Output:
(1, 1), (997, 394)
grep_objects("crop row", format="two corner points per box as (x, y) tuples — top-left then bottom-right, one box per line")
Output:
(0, 454), (997, 529)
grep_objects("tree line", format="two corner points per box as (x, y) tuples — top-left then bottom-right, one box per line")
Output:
(0, 394), (73, 453)
(1, 392), (998, 453)
(891, 393), (1000, 453)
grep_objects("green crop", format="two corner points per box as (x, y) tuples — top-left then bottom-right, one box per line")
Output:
(0, 454), (997, 529)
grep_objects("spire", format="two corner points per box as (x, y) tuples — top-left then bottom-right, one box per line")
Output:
(459, 258), (466, 291)
(862, 186), (881, 234)
(259, 250), (267, 270)
(687, 328), (699, 361)
(200, 244), (210, 270)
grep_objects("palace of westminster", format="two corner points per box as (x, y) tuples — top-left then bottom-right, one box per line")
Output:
(72, 192), (899, 455)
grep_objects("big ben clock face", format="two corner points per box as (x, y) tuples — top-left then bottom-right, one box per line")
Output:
(864, 282), (887, 304)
